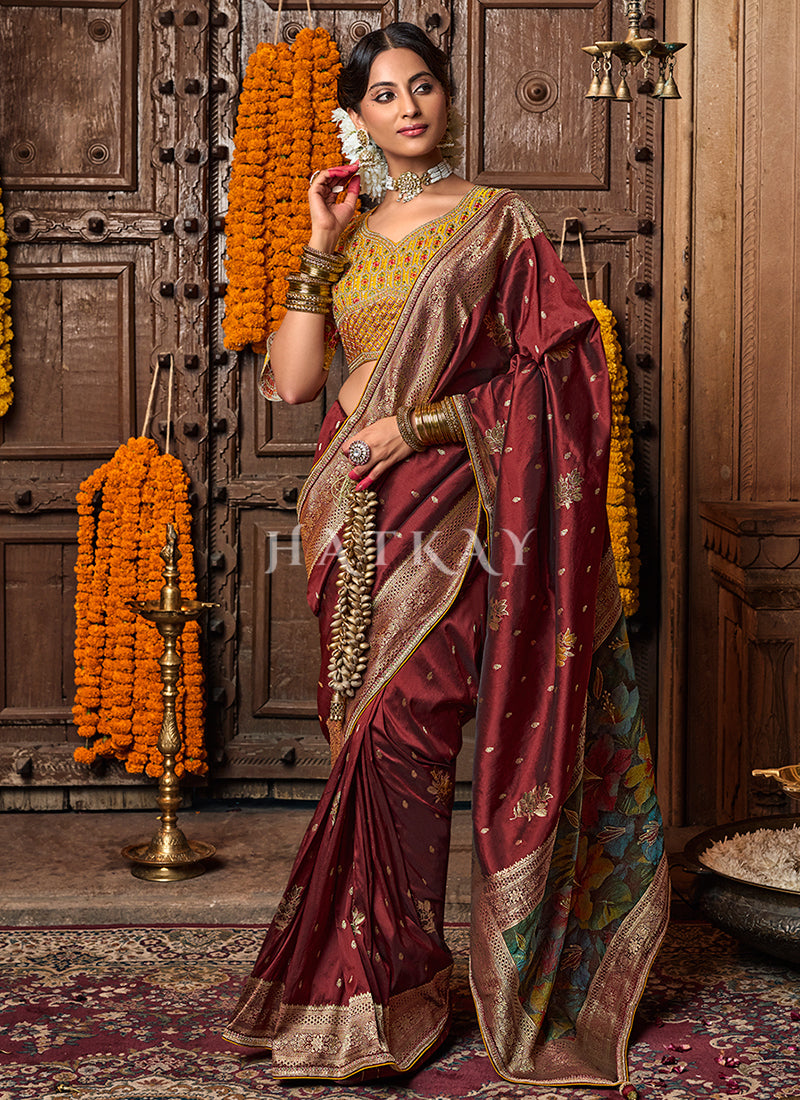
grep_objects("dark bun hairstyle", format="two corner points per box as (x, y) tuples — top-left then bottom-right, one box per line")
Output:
(337, 22), (451, 111)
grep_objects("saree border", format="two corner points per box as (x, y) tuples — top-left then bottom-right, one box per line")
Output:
(222, 964), (452, 1080)
(469, 852), (670, 1086)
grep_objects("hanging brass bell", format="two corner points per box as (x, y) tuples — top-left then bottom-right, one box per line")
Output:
(615, 74), (633, 102)
(660, 73), (681, 99)
(652, 75), (665, 97)
(598, 71), (616, 98)
(585, 73), (602, 98)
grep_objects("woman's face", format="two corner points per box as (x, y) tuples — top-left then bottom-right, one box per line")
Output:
(348, 47), (448, 168)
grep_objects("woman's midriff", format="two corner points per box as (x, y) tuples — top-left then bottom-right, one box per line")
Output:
(337, 358), (377, 417)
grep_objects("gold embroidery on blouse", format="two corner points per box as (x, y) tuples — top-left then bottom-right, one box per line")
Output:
(332, 187), (495, 373)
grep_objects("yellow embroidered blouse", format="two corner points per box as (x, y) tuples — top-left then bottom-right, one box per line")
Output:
(332, 186), (495, 372)
(258, 185), (496, 400)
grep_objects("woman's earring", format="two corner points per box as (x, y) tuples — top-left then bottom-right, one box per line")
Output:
(356, 128), (381, 167)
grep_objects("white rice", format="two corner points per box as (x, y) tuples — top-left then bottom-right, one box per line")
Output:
(700, 824), (800, 892)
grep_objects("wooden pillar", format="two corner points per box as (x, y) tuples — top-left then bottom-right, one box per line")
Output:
(701, 503), (800, 821)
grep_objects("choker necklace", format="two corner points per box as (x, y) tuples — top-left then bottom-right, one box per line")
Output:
(384, 160), (453, 203)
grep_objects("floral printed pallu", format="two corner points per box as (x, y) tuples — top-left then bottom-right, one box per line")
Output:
(223, 189), (669, 1086)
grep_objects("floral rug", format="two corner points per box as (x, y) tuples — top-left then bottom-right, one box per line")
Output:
(1, 921), (799, 1100)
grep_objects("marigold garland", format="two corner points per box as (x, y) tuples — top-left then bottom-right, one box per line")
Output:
(0, 178), (13, 417)
(224, 27), (342, 351)
(73, 438), (207, 778)
(589, 299), (641, 617)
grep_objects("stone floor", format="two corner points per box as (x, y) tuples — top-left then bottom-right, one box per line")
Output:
(0, 806), (700, 927)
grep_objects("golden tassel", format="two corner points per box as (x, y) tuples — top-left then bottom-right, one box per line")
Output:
(325, 484), (379, 765)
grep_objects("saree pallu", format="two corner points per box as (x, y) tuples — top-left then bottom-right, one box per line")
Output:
(224, 189), (669, 1086)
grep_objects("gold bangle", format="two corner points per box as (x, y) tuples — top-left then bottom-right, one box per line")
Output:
(284, 293), (330, 315)
(287, 274), (333, 299)
(299, 259), (342, 285)
(397, 406), (426, 451)
(301, 246), (348, 279)
(413, 400), (464, 445)
(416, 405), (437, 446)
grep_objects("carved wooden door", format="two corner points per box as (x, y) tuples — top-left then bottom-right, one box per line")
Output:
(0, 0), (662, 804)
(0, 0), (215, 805)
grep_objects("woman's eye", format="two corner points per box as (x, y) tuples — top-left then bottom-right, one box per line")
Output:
(374, 91), (394, 103)
(413, 82), (433, 95)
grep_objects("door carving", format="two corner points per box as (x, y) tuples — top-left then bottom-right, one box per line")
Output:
(0, 0), (663, 802)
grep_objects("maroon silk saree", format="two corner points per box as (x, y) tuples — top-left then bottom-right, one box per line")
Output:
(224, 189), (669, 1087)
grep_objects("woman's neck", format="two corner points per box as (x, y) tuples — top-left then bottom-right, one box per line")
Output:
(383, 150), (446, 179)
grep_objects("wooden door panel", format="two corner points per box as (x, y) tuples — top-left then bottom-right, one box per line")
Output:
(468, 0), (610, 189)
(2, 263), (136, 458)
(249, 517), (320, 717)
(0, 0), (137, 191)
(221, 507), (329, 781)
(255, 396), (328, 462)
(0, 522), (77, 727)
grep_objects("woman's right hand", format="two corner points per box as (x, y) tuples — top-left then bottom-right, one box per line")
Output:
(308, 164), (361, 252)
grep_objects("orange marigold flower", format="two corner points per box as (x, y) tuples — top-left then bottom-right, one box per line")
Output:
(589, 300), (640, 616)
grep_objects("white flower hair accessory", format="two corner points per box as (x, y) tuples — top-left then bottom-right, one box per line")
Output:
(331, 106), (463, 202)
(332, 108), (388, 201)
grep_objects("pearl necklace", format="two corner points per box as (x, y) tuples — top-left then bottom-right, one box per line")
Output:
(384, 160), (453, 203)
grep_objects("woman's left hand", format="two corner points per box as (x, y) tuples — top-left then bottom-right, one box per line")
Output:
(341, 416), (415, 491)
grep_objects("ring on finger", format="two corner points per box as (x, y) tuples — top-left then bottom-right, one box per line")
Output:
(348, 440), (371, 466)
(309, 170), (322, 184)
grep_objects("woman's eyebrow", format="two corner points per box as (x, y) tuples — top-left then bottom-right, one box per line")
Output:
(366, 71), (433, 93)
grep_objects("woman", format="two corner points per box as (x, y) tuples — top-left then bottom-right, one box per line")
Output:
(223, 23), (669, 1089)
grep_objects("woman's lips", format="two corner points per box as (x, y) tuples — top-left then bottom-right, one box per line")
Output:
(398, 124), (428, 137)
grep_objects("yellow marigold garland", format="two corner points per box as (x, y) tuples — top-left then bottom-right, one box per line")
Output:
(0, 178), (13, 417)
(589, 299), (641, 617)
(224, 27), (342, 351)
(73, 438), (207, 778)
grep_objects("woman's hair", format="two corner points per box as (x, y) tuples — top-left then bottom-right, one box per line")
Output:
(337, 22), (451, 111)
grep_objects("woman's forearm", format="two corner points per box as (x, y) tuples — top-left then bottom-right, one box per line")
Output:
(270, 225), (344, 404)
(265, 165), (360, 405)
(269, 312), (330, 405)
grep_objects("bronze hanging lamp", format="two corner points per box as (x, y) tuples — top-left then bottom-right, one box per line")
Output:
(583, 0), (686, 102)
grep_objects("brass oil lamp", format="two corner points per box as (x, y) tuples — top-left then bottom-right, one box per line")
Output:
(121, 524), (217, 881)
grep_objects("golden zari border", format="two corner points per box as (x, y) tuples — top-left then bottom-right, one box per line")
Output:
(222, 964), (452, 1080)
(593, 545), (624, 651)
(469, 853), (670, 1086)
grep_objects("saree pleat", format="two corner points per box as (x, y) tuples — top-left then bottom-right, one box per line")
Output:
(226, 189), (669, 1086)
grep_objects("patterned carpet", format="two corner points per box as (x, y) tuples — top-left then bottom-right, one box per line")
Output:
(1, 921), (799, 1100)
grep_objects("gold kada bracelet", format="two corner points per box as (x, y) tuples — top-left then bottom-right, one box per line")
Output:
(396, 406), (426, 451)
(414, 398), (464, 445)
